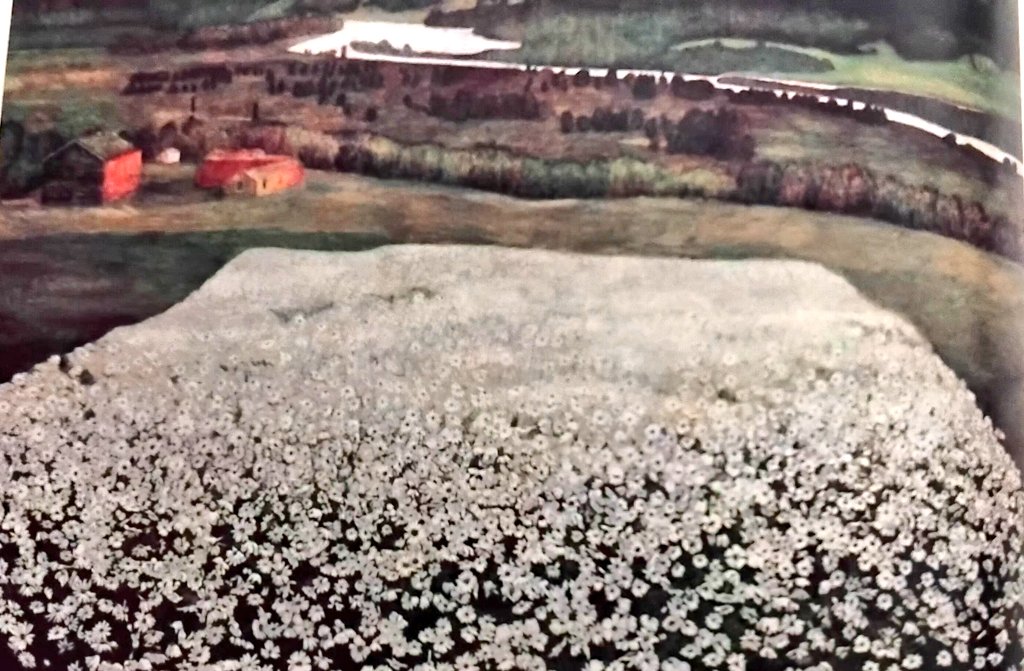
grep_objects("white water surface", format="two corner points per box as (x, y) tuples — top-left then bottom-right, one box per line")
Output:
(290, 20), (520, 57)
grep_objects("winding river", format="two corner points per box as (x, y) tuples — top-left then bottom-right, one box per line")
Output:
(290, 20), (1024, 176)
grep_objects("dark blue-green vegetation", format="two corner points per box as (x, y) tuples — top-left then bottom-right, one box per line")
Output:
(0, 230), (391, 383)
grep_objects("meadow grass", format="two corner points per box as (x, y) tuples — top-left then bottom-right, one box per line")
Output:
(674, 39), (1020, 119)
(492, 7), (1020, 119)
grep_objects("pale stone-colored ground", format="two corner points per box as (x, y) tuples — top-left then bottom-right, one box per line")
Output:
(0, 247), (1021, 671)
(75, 245), (953, 393)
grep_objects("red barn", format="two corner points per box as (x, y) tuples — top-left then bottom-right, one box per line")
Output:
(41, 133), (143, 206)
(194, 147), (299, 188)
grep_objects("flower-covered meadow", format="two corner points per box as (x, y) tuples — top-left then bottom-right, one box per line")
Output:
(0, 247), (1021, 671)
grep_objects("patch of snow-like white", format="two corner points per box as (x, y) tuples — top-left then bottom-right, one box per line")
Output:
(289, 20), (520, 57)
(1, 246), (1022, 670)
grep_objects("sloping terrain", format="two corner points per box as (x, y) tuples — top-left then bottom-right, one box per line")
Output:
(0, 246), (1021, 670)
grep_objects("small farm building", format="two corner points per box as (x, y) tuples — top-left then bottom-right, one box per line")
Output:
(223, 160), (305, 197)
(155, 147), (181, 165)
(195, 149), (303, 196)
(41, 133), (142, 205)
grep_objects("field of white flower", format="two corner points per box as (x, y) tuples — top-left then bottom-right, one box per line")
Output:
(0, 246), (1022, 671)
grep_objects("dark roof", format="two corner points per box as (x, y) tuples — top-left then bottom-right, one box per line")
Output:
(44, 132), (138, 165)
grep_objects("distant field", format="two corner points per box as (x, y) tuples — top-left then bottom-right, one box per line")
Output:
(485, 8), (1021, 119)
(673, 39), (1021, 120)
(3, 168), (1024, 470)
(3, 42), (1021, 244)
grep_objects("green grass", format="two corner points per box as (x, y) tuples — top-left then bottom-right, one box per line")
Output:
(489, 7), (1020, 119)
(9, 25), (168, 51)
(248, 0), (299, 21)
(665, 40), (833, 75)
(5, 48), (114, 74)
(2, 96), (123, 138)
(674, 39), (1021, 119)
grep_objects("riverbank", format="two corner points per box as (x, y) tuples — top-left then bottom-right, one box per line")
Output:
(3, 169), (1024, 467)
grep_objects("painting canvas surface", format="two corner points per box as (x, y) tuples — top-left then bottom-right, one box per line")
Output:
(1, 1), (1024, 670)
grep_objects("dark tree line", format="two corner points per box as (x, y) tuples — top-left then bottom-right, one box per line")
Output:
(561, 104), (755, 160)
(560, 107), (646, 133)
(734, 159), (1022, 257)
(123, 65), (233, 95)
(727, 89), (887, 124)
(265, 61), (384, 106)
(427, 89), (543, 122)
(275, 126), (1022, 261)
(663, 108), (755, 159)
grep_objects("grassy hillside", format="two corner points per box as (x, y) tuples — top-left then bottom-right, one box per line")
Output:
(462, 0), (1020, 68)
(673, 39), (1021, 119)
(479, 7), (1020, 118)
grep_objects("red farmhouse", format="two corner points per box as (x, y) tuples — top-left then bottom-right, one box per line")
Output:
(41, 133), (143, 205)
(195, 149), (303, 195)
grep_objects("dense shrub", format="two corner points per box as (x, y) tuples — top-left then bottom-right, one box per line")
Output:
(0, 123), (62, 198)
(628, 108), (646, 131)
(559, 111), (574, 134)
(431, 65), (469, 87)
(670, 77), (716, 101)
(727, 88), (886, 124)
(734, 159), (1020, 259)
(426, 89), (542, 122)
(631, 74), (658, 100)
(643, 117), (660, 140)
(565, 106), (639, 134)
(664, 108), (755, 160)
(223, 117), (1021, 263)
(292, 80), (316, 98)
(550, 72), (569, 92)
(322, 132), (729, 204)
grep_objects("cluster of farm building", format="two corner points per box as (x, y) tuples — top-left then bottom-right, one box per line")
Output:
(30, 50), (1015, 215)
(37, 132), (303, 206)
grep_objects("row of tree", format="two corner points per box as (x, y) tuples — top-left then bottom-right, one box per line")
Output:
(560, 107), (756, 161)
(559, 70), (714, 101)
(561, 68), (887, 128)
(426, 89), (543, 122)
(734, 160), (1019, 256)
(726, 89), (887, 124)
(223, 120), (1018, 261)
(663, 109), (755, 160)
(266, 62), (386, 100)
(123, 65), (233, 95)
(559, 107), (646, 134)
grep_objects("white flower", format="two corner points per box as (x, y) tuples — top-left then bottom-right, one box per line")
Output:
(288, 651), (313, 671)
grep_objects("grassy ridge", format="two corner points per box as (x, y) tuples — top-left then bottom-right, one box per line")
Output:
(480, 7), (1020, 118)
(230, 126), (1021, 260)
(674, 39), (1021, 119)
